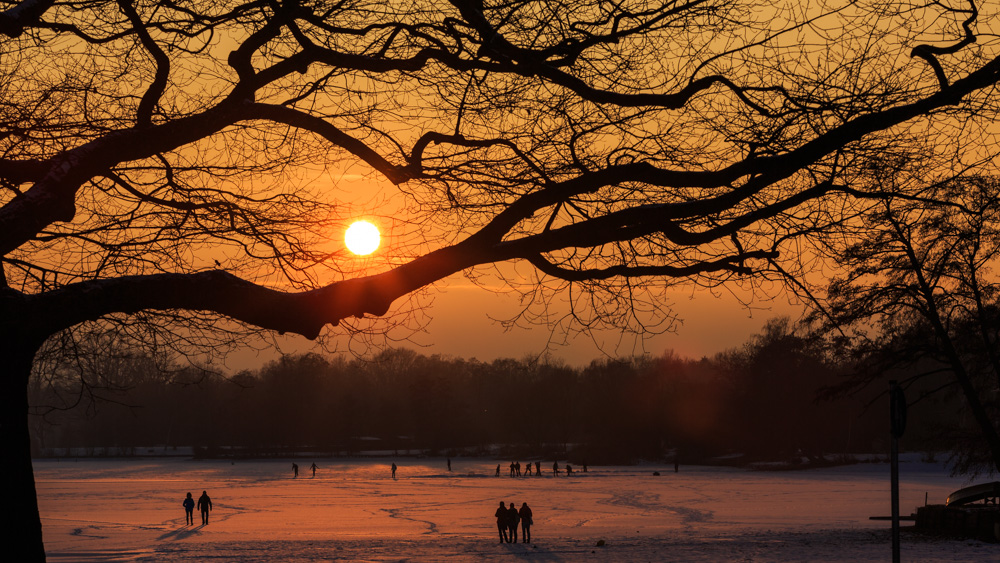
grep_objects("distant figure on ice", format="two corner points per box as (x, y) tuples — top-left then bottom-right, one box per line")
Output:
(566, 464), (573, 476)
(552, 461), (559, 476)
(182, 492), (195, 525)
(583, 461), (588, 473)
(515, 461), (521, 476)
(525, 463), (532, 476)
(310, 462), (318, 478)
(495, 464), (500, 477)
(507, 502), (520, 543)
(519, 502), (533, 543)
(535, 461), (541, 476)
(292, 463), (299, 478)
(495, 501), (509, 543)
(197, 491), (212, 525)
(391, 462), (397, 479)
(509, 461), (516, 477)
(447, 458), (452, 472)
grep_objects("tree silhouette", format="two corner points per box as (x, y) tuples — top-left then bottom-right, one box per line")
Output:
(812, 175), (1000, 475)
(4, 1), (1000, 558)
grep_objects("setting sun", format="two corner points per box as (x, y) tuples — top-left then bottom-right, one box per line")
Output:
(345, 220), (380, 255)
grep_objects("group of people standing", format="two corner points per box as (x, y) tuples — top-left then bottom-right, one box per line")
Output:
(182, 491), (213, 525)
(497, 460), (586, 477)
(494, 501), (532, 543)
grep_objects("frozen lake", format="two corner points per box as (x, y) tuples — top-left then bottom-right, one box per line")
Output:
(35, 456), (999, 561)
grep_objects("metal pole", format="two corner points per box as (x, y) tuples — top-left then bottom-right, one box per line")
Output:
(889, 380), (906, 563)
(891, 420), (900, 563)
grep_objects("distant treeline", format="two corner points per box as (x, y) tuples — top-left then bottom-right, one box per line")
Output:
(28, 319), (966, 464)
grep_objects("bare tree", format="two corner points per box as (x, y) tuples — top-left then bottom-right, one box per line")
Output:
(810, 174), (1000, 475)
(3, 1), (1000, 558)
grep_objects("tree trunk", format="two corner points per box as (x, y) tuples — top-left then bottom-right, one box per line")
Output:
(934, 328), (1000, 474)
(1, 337), (46, 561)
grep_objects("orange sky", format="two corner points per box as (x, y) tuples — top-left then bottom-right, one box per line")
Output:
(226, 275), (801, 371)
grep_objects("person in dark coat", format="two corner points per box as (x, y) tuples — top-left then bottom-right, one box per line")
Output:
(197, 491), (212, 525)
(292, 463), (299, 478)
(310, 462), (318, 478)
(535, 461), (541, 476)
(518, 502), (533, 543)
(494, 501), (509, 543)
(507, 502), (520, 543)
(182, 492), (195, 525)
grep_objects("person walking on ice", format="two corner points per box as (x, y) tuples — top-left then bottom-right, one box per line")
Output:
(310, 462), (318, 478)
(391, 462), (397, 479)
(292, 463), (299, 478)
(507, 502), (520, 543)
(494, 501), (509, 543)
(519, 502), (533, 543)
(197, 491), (212, 525)
(182, 492), (194, 525)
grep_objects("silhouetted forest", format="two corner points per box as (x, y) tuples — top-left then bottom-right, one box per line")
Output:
(28, 319), (969, 465)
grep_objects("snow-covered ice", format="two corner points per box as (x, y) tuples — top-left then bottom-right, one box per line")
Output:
(34, 456), (999, 561)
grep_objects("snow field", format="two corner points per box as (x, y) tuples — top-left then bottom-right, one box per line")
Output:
(34, 457), (1000, 561)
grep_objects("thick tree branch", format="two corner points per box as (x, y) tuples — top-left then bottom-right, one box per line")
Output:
(235, 103), (412, 184)
(117, 0), (171, 127)
(0, 0), (55, 37)
(30, 238), (494, 340)
(526, 250), (778, 282)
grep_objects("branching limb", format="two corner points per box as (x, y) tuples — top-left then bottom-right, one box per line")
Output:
(0, 0), (55, 37)
(526, 250), (778, 282)
(116, 0), (171, 127)
(910, 0), (979, 89)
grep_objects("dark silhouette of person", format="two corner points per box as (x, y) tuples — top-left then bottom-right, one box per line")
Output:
(495, 464), (500, 477)
(552, 461), (559, 475)
(535, 461), (541, 476)
(292, 463), (299, 478)
(391, 462), (397, 479)
(197, 491), (212, 525)
(566, 464), (573, 476)
(182, 492), (194, 525)
(507, 502), (520, 543)
(515, 461), (521, 477)
(525, 463), (532, 476)
(310, 462), (318, 478)
(519, 502), (533, 543)
(494, 501), (509, 543)
(583, 462), (588, 473)
(447, 458), (451, 472)
(509, 461), (515, 477)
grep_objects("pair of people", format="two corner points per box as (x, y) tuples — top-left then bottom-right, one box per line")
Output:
(494, 501), (532, 543)
(293, 462), (319, 478)
(182, 491), (212, 525)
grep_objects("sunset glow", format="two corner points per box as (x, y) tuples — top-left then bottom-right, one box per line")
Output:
(345, 220), (380, 255)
